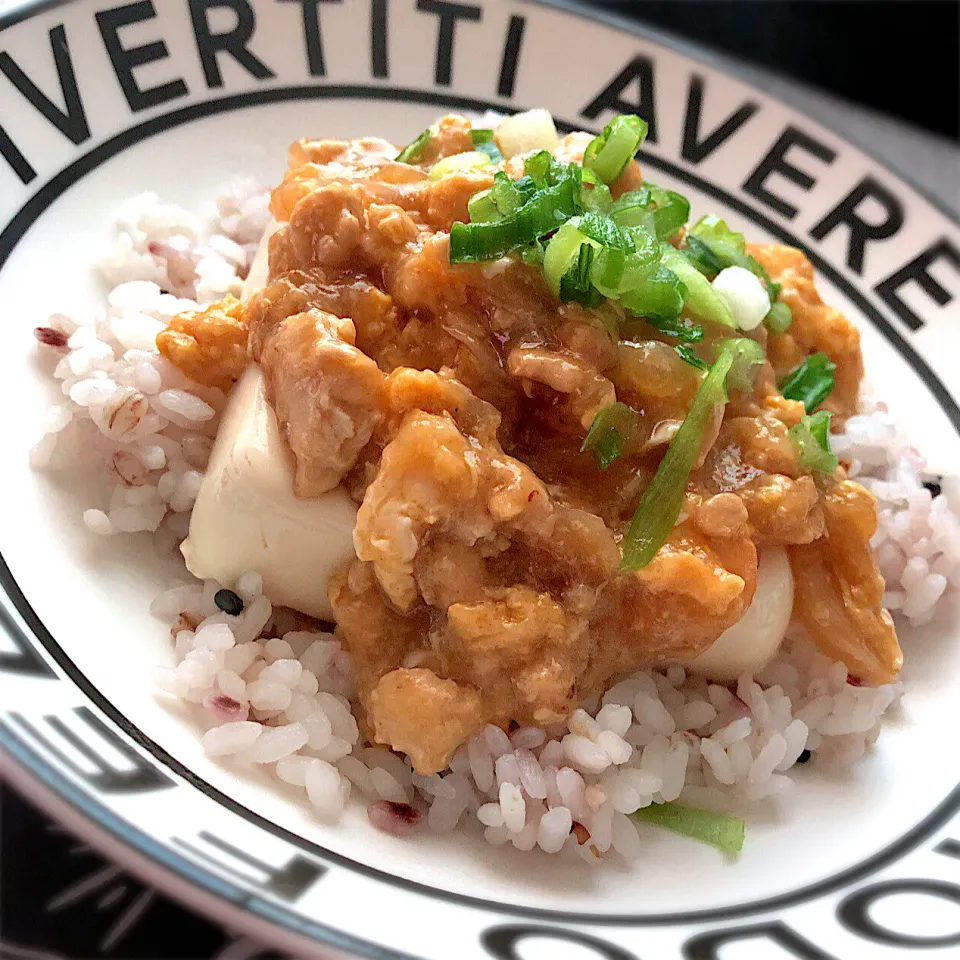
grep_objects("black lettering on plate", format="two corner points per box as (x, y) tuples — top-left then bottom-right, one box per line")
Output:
(175, 831), (325, 901)
(0, 605), (56, 677)
(0, 24), (90, 148)
(742, 126), (837, 219)
(809, 175), (905, 275)
(278, 0), (341, 78)
(874, 237), (960, 332)
(681, 75), (758, 165)
(497, 15), (525, 98)
(7, 707), (172, 793)
(482, 925), (637, 960)
(188, 0), (275, 89)
(838, 879), (960, 947)
(581, 55), (658, 144)
(96, 1), (190, 113)
(370, 0), (388, 78)
(684, 922), (838, 960)
(936, 838), (960, 859)
(416, 0), (482, 87)
(0, 123), (37, 184)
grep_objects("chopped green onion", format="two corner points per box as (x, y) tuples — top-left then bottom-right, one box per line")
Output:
(520, 239), (546, 267)
(449, 178), (580, 263)
(582, 402), (637, 469)
(619, 263), (686, 323)
(726, 337), (766, 390)
(560, 243), (602, 306)
(632, 802), (745, 855)
(643, 314), (703, 343)
(544, 213), (647, 304)
(763, 300), (793, 333)
(683, 234), (724, 277)
(470, 128), (503, 162)
(489, 171), (533, 216)
(467, 189), (500, 223)
(675, 344), (709, 371)
(690, 214), (746, 255)
(789, 410), (839, 474)
(651, 190), (690, 240)
(659, 246), (736, 328)
(584, 114), (648, 184)
(576, 212), (636, 251)
(621, 339), (764, 569)
(524, 150), (555, 186)
(687, 215), (777, 299)
(543, 220), (594, 296)
(429, 151), (491, 180)
(395, 128), (432, 164)
(807, 408), (832, 449)
(590, 228), (660, 299)
(612, 184), (690, 240)
(579, 168), (614, 213)
(779, 352), (836, 412)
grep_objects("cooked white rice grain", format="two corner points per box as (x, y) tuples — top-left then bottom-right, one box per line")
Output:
(39, 184), (958, 863)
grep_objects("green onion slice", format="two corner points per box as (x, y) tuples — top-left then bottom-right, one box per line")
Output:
(579, 168), (614, 213)
(543, 220), (594, 296)
(726, 337), (766, 391)
(560, 244), (602, 306)
(686, 215), (778, 298)
(779, 352), (836, 412)
(524, 149), (556, 186)
(470, 128), (503, 162)
(643, 314), (704, 343)
(675, 344), (709, 371)
(466, 189), (500, 223)
(632, 802), (745, 855)
(395, 127), (432, 164)
(659, 246), (736, 328)
(612, 184), (690, 240)
(490, 171), (535, 215)
(582, 402), (637, 469)
(618, 263), (686, 323)
(621, 338), (764, 569)
(584, 114), (648, 184)
(763, 300), (793, 334)
(683, 234), (725, 277)
(789, 410), (839, 474)
(520, 239), (546, 267)
(449, 177), (580, 263)
(429, 151), (491, 180)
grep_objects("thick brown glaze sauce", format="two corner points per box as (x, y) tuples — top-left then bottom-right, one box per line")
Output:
(160, 115), (901, 773)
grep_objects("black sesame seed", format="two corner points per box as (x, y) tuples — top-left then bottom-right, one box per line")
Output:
(923, 479), (943, 499)
(214, 588), (244, 616)
(796, 748), (812, 764)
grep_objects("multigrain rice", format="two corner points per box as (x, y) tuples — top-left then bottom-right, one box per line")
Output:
(30, 184), (960, 861)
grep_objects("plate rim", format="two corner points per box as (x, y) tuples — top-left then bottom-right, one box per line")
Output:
(4, 542), (960, 929)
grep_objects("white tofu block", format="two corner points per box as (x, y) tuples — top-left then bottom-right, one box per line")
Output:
(689, 547), (794, 682)
(242, 219), (278, 300)
(181, 365), (357, 620)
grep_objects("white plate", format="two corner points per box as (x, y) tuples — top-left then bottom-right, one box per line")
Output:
(1, 2), (959, 958)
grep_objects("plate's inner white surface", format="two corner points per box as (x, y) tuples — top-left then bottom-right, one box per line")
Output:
(3, 100), (959, 916)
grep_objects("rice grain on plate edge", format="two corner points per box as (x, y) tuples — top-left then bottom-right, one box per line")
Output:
(29, 166), (959, 861)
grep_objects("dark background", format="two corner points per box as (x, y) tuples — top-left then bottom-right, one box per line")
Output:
(594, 0), (960, 141)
